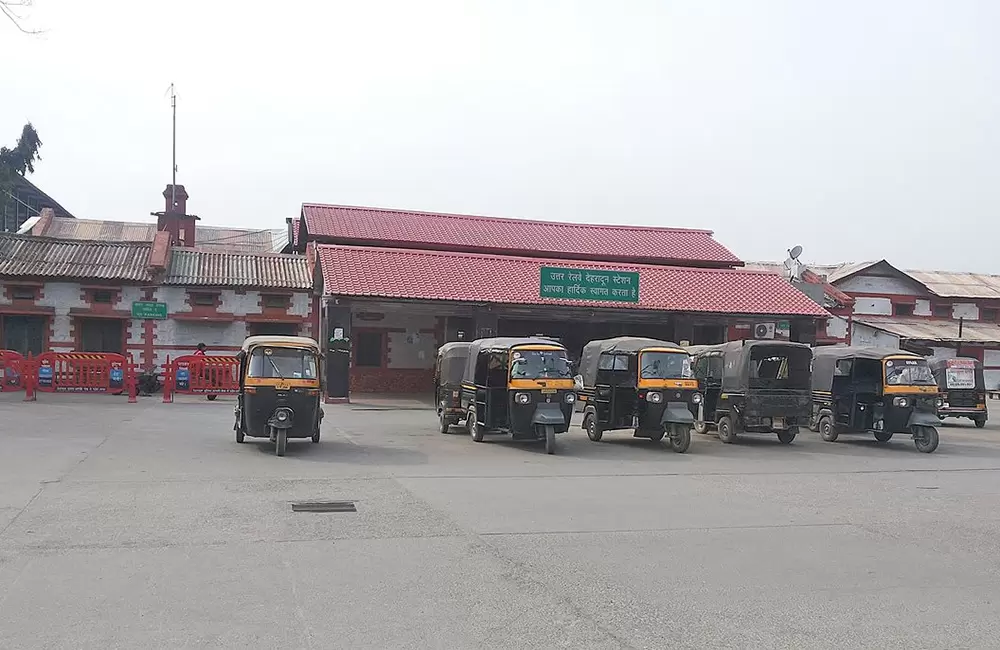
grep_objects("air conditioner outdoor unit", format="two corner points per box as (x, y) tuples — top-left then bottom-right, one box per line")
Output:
(754, 322), (776, 340)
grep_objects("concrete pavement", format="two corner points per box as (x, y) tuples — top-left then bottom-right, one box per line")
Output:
(2, 393), (1000, 648)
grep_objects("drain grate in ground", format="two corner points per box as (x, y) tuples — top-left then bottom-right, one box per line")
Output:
(291, 501), (357, 513)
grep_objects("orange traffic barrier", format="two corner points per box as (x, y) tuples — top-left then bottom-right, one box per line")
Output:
(163, 355), (239, 402)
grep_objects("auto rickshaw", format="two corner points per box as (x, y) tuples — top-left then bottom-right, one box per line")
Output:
(233, 335), (323, 456)
(929, 357), (987, 428)
(811, 346), (942, 453)
(434, 341), (471, 433)
(688, 340), (812, 444)
(577, 337), (700, 453)
(461, 337), (575, 454)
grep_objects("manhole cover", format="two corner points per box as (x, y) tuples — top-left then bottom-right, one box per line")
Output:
(291, 501), (357, 513)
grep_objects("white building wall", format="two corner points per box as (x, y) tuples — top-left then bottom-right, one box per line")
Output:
(351, 311), (439, 370)
(851, 323), (900, 349)
(838, 275), (920, 295)
(826, 316), (849, 339)
(929, 347), (957, 360)
(41, 282), (87, 350)
(953, 303), (979, 320)
(852, 297), (893, 316)
(914, 299), (932, 316)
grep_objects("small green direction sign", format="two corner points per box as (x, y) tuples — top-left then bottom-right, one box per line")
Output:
(132, 301), (168, 320)
(540, 266), (640, 303)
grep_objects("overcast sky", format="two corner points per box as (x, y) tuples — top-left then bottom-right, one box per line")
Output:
(3, 1), (998, 271)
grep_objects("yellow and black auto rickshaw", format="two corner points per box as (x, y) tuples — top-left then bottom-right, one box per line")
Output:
(434, 341), (471, 433)
(461, 337), (576, 454)
(234, 336), (323, 456)
(929, 357), (988, 428)
(811, 346), (942, 453)
(577, 337), (700, 453)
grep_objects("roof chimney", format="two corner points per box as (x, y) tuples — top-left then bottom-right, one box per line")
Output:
(152, 184), (199, 248)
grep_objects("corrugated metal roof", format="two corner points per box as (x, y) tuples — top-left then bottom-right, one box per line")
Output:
(43, 217), (287, 254)
(855, 316), (1000, 343)
(317, 244), (829, 317)
(904, 270), (1000, 299)
(0, 234), (153, 281)
(163, 249), (312, 289)
(302, 203), (743, 267)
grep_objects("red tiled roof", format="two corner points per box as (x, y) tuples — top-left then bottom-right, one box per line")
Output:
(301, 203), (742, 268)
(316, 245), (828, 317)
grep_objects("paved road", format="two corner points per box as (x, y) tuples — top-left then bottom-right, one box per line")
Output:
(2, 394), (1000, 649)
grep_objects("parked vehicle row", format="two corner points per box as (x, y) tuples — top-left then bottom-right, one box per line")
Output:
(433, 337), (987, 455)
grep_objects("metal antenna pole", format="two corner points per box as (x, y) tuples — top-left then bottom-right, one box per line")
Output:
(170, 83), (177, 211)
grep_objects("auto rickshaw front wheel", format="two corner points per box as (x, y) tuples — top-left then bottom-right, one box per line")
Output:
(275, 428), (287, 456)
(439, 411), (451, 434)
(468, 408), (484, 442)
(777, 427), (797, 444)
(693, 421), (711, 435)
(717, 416), (737, 444)
(544, 425), (556, 454)
(585, 414), (603, 442)
(975, 417), (987, 429)
(818, 415), (838, 442)
(873, 430), (893, 443)
(669, 424), (691, 453)
(913, 425), (939, 454)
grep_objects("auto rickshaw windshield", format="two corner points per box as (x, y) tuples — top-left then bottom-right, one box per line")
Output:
(884, 359), (935, 386)
(510, 349), (573, 379)
(639, 352), (692, 379)
(248, 347), (318, 380)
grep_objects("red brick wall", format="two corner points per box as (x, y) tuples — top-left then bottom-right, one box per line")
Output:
(351, 368), (434, 393)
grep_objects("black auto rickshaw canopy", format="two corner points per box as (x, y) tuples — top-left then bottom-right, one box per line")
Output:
(690, 340), (813, 391)
(461, 337), (569, 385)
(578, 336), (687, 388)
(811, 346), (926, 392)
(929, 356), (985, 391)
(435, 341), (472, 387)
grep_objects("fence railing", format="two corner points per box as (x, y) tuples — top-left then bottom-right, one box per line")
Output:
(162, 355), (240, 403)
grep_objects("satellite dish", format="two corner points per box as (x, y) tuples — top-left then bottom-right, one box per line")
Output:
(783, 245), (804, 282)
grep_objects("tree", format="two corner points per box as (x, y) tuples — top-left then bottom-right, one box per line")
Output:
(0, 123), (43, 220)
(1, 0), (39, 34)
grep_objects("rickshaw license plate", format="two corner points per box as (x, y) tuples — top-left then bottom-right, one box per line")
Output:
(772, 417), (785, 428)
(541, 389), (557, 394)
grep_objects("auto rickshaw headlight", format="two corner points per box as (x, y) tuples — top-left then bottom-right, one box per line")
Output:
(691, 393), (703, 404)
(564, 393), (576, 404)
(892, 397), (909, 408)
(936, 397), (945, 409)
(516, 392), (531, 404)
(646, 391), (663, 403)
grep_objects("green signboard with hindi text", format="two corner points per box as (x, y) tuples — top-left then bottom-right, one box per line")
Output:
(540, 266), (640, 303)
(132, 301), (168, 320)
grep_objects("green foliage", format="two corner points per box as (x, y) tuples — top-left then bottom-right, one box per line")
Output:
(0, 122), (42, 215)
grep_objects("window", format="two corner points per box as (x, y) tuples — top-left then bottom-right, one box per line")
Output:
(982, 308), (997, 322)
(92, 290), (114, 304)
(191, 293), (216, 307)
(894, 303), (914, 317)
(933, 304), (952, 318)
(10, 286), (37, 301)
(598, 353), (629, 371)
(355, 331), (384, 367)
(262, 294), (289, 309)
(247, 347), (317, 379)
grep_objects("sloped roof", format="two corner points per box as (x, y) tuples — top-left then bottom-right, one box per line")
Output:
(316, 244), (828, 317)
(0, 233), (153, 281)
(163, 249), (312, 289)
(855, 316), (1000, 344)
(740, 261), (853, 307)
(904, 270), (1000, 299)
(42, 217), (288, 254)
(301, 203), (742, 267)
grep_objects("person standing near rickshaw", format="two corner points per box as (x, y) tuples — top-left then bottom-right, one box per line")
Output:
(193, 343), (217, 400)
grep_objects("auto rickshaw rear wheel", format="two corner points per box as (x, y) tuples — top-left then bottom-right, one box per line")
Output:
(818, 415), (838, 442)
(777, 427), (797, 444)
(311, 428), (321, 443)
(975, 416), (986, 429)
(468, 408), (484, 442)
(275, 428), (287, 456)
(873, 430), (893, 443)
(544, 425), (556, 454)
(236, 428), (245, 443)
(585, 414), (603, 442)
(717, 416), (736, 444)
(913, 425), (939, 453)
(669, 424), (691, 453)
(207, 395), (217, 401)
